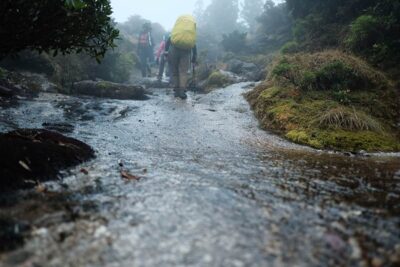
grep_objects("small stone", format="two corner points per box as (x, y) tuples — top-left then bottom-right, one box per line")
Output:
(33, 227), (49, 236)
(94, 225), (108, 238)
(349, 237), (362, 259)
(371, 257), (384, 267)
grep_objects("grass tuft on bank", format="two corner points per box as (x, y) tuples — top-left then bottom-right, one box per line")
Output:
(245, 51), (400, 152)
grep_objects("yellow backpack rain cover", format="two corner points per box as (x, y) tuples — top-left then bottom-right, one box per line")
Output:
(171, 15), (197, 50)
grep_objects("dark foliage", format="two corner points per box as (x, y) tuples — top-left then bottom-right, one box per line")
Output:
(252, 1), (292, 53)
(221, 31), (247, 53)
(0, 0), (119, 60)
(286, 0), (400, 69)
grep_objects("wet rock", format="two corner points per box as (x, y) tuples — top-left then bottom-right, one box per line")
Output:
(0, 85), (15, 97)
(0, 218), (30, 252)
(71, 80), (149, 100)
(227, 59), (246, 74)
(0, 69), (41, 99)
(138, 77), (169, 89)
(42, 122), (75, 133)
(0, 129), (95, 192)
(226, 59), (261, 81)
(20, 72), (61, 93)
(324, 233), (346, 251)
(202, 70), (239, 92)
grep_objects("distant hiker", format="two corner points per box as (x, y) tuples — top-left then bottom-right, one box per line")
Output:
(156, 33), (171, 82)
(165, 15), (197, 99)
(137, 22), (154, 78)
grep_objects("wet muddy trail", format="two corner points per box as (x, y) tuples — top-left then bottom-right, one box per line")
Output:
(0, 83), (399, 267)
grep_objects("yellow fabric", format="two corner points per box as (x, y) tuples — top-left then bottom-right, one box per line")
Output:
(171, 15), (197, 50)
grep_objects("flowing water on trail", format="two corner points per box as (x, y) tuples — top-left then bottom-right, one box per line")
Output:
(0, 83), (399, 267)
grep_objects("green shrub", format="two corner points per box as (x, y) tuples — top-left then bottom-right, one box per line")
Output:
(281, 41), (300, 54)
(270, 51), (388, 92)
(0, 0), (119, 60)
(300, 71), (316, 90)
(313, 61), (362, 91)
(332, 90), (351, 104)
(346, 15), (382, 52)
(271, 58), (298, 78)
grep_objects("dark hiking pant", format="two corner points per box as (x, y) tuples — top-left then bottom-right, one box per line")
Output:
(139, 48), (153, 77)
(157, 55), (169, 81)
(169, 45), (190, 89)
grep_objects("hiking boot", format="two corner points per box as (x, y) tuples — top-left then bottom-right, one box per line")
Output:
(174, 89), (180, 98)
(178, 90), (187, 100)
(174, 89), (187, 100)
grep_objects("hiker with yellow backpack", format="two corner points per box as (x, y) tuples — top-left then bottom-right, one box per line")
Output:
(165, 15), (197, 99)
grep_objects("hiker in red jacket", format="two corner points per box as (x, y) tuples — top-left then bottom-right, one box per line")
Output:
(156, 33), (170, 82)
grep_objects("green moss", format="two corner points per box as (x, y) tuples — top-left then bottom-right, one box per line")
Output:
(286, 129), (400, 152)
(260, 87), (281, 100)
(286, 130), (323, 149)
(315, 130), (400, 152)
(96, 81), (112, 89)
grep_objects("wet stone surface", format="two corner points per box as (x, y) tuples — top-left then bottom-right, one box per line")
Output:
(0, 84), (399, 267)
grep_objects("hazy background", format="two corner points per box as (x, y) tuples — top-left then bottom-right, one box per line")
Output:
(110, 0), (283, 29)
(110, 0), (211, 29)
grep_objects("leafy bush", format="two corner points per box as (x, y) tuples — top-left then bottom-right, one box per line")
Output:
(312, 61), (362, 91)
(0, 51), (56, 76)
(92, 51), (136, 83)
(346, 15), (382, 52)
(0, 0), (119, 60)
(271, 58), (298, 78)
(286, 0), (400, 70)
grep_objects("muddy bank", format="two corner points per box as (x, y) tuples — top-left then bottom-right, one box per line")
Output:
(245, 51), (400, 152)
(0, 129), (95, 192)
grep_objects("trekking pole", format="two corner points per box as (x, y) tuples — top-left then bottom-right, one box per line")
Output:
(192, 62), (196, 91)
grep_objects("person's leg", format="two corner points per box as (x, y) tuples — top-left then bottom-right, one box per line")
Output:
(139, 52), (147, 77)
(146, 48), (154, 77)
(157, 56), (165, 81)
(178, 51), (190, 89)
(169, 46), (180, 90)
(173, 50), (189, 99)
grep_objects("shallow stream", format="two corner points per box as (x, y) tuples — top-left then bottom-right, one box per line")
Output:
(0, 83), (399, 267)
